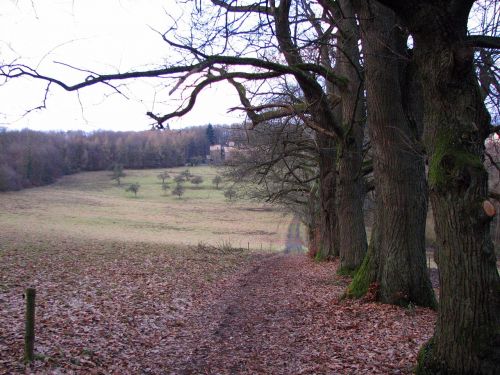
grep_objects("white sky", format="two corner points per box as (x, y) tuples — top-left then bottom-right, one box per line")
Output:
(0, 0), (243, 132)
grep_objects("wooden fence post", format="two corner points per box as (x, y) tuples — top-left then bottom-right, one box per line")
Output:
(24, 287), (36, 364)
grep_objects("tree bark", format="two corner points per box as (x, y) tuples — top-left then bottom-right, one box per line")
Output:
(347, 1), (435, 308)
(335, 0), (367, 273)
(271, 0), (342, 260)
(395, 3), (500, 373)
(306, 183), (321, 258)
(318, 137), (339, 259)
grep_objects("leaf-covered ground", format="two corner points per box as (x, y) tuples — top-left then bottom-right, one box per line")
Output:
(174, 254), (435, 374)
(0, 232), (435, 374)
(0, 233), (250, 374)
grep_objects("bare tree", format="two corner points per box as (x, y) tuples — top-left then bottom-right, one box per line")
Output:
(161, 181), (171, 195)
(322, 0), (367, 271)
(224, 186), (237, 201)
(190, 175), (203, 187)
(110, 163), (125, 185)
(174, 174), (185, 184)
(224, 118), (321, 251)
(374, 0), (500, 373)
(0, 1), (366, 265)
(125, 182), (140, 197)
(213, 0), (369, 266)
(157, 171), (170, 184)
(212, 175), (223, 189)
(180, 169), (192, 180)
(1, 2), (499, 371)
(172, 183), (185, 199)
(346, 1), (435, 308)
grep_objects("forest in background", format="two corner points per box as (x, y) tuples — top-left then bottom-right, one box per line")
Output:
(0, 125), (230, 191)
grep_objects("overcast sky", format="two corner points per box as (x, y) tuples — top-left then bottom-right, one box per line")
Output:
(0, 0), (243, 132)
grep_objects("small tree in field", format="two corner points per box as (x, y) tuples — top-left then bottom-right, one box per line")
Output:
(180, 169), (192, 179)
(111, 163), (125, 185)
(224, 187), (236, 201)
(190, 175), (203, 187)
(161, 182), (170, 196)
(174, 174), (185, 184)
(172, 183), (185, 199)
(212, 175), (222, 189)
(157, 171), (170, 184)
(188, 156), (203, 166)
(126, 183), (140, 197)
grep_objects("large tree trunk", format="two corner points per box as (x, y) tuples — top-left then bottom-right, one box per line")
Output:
(273, 0), (343, 260)
(336, 0), (367, 272)
(347, 1), (435, 308)
(273, 0), (368, 263)
(317, 137), (339, 259)
(400, 5), (500, 374)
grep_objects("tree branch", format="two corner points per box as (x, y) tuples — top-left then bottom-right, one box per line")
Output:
(211, 0), (273, 15)
(1, 54), (347, 92)
(226, 75), (309, 126)
(147, 70), (285, 126)
(467, 35), (500, 50)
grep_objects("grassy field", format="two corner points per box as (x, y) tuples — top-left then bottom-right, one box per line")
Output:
(0, 166), (293, 373)
(0, 166), (290, 250)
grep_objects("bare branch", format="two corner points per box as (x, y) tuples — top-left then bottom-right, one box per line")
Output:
(468, 35), (500, 49)
(1, 52), (347, 92)
(211, 0), (273, 16)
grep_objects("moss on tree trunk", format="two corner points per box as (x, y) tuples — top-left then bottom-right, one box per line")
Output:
(336, 0), (367, 273)
(347, 1), (436, 308)
(415, 36), (500, 374)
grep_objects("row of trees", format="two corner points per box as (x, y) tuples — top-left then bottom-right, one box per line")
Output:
(182, 2), (499, 373)
(0, 125), (228, 191)
(156, 169), (228, 198)
(1, 0), (499, 373)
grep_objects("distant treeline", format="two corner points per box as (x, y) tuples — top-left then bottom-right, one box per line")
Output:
(0, 126), (229, 191)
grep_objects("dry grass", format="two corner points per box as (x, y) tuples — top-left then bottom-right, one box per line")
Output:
(0, 166), (290, 250)
(0, 166), (292, 373)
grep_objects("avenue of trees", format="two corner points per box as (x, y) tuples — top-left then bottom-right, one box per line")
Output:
(0, 125), (228, 191)
(1, 0), (499, 373)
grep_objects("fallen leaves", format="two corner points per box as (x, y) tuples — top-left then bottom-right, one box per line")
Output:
(0, 234), (250, 374)
(0, 234), (436, 374)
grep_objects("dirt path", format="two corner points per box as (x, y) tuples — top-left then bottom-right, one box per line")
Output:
(284, 215), (304, 253)
(2, 226), (434, 374)
(164, 253), (434, 374)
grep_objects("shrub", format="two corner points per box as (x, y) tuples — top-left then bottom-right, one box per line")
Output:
(190, 175), (203, 187)
(125, 183), (140, 197)
(157, 171), (170, 184)
(161, 182), (170, 195)
(172, 183), (185, 199)
(224, 187), (236, 201)
(212, 175), (222, 189)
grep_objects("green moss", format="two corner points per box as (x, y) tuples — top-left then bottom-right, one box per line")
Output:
(428, 132), (449, 187)
(314, 248), (327, 262)
(428, 130), (484, 189)
(415, 338), (435, 375)
(336, 265), (358, 277)
(345, 251), (372, 298)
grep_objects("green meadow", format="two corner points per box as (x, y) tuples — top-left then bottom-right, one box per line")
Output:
(0, 166), (290, 250)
